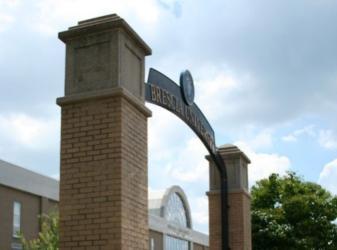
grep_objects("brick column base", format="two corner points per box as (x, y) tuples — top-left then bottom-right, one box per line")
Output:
(228, 190), (251, 250)
(208, 191), (222, 250)
(58, 90), (151, 249)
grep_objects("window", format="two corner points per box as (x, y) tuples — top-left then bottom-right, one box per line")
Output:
(165, 235), (189, 250)
(165, 192), (188, 228)
(150, 238), (155, 250)
(13, 202), (21, 237)
(11, 242), (22, 250)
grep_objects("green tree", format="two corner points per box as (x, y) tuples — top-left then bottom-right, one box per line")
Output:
(252, 172), (337, 250)
(20, 212), (59, 250)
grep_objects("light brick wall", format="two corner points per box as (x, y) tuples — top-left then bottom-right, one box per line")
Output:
(59, 94), (149, 249)
(208, 190), (251, 250)
(120, 98), (149, 248)
(228, 191), (251, 250)
(208, 191), (221, 250)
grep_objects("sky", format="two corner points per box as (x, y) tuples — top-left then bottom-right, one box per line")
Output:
(1, 0), (337, 234)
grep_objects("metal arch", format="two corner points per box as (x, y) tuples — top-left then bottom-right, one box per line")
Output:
(145, 68), (230, 250)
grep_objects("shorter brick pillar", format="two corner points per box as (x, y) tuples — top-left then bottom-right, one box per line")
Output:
(207, 144), (251, 250)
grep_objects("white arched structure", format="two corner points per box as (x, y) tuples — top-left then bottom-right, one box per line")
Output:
(161, 186), (192, 229)
(149, 186), (208, 249)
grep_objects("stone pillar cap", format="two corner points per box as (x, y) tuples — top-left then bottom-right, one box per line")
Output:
(218, 144), (251, 163)
(58, 14), (152, 56)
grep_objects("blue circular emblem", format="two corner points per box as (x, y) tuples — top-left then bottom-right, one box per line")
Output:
(180, 70), (195, 106)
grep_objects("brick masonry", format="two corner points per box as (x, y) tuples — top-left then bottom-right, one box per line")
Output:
(208, 192), (221, 250)
(58, 93), (150, 249)
(227, 191), (251, 250)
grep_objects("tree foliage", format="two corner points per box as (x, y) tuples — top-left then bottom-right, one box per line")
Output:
(252, 172), (337, 250)
(20, 212), (59, 250)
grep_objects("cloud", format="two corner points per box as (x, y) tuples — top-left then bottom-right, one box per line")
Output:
(1, 0), (21, 8)
(282, 134), (297, 142)
(318, 158), (337, 194)
(235, 141), (291, 186)
(196, 66), (244, 122)
(3, 0), (337, 127)
(235, 128), (273, 151)
(190, 195), (208, 233)
(0, 113), (59, 150)
(249, 130), (273, 150)
(281, 126), (337, 151)
(0, 112), (60, 178)
(282, 125), (316, 142)
(29, 0), (160, 36)
(157, 0), (182, 18)
(150, 0), (337, 126)
(0, 0), (21, 32)
(162, 137), (208, 183)
(51, 173), (60, 180)
(318, 129), (337, 150)
(0, 13), (14, 32)
(148, 105), (193, 162)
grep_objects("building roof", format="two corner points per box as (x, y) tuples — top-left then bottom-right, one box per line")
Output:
(0, 159), (59, 201)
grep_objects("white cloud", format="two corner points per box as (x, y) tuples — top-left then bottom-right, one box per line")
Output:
(0, 0), (21, 32)
(191, 195), (208, 232)
(0, 13), (14, 32)
(235, 141), (291, 186)
(1, 0), (20, 8)
(0, 113), (59, 150)
(318, 158), (337, 194)
(148, 105), (190, 162)
(282, 134), (297, 142)
(250, 130), (273, 149)
(196, 67), (248, 122)
(170, 164), (207, 183)
(51, 173), (60, 180)
(236, 128), (273, 151)
(165, 137), (208, 183)
(281, 126), (337, 151)
(282, 125), (316, 142)
(318, 129), (337, 150)
(30, 0), (160, 36)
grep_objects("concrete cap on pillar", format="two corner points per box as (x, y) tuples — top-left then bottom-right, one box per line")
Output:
(57, 14), (152, 100)
(59, 14), (151, 56)
(206, 144), (251, 192)
(218, 144), (251, 164)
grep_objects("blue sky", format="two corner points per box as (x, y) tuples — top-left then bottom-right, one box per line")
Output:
(1, 0), (337, 234)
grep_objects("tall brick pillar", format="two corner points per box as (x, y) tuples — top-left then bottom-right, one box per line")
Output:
(207, 144), (251, 250)
(57, 14), (152, 249)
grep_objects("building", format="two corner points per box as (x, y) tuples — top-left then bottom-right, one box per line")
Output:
(149, 186), (208, 250)
(0, 159), (208, 250)
(0, 159), (58, 250)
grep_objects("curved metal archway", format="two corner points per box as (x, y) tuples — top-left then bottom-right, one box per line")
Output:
(145, 68), (229, 250)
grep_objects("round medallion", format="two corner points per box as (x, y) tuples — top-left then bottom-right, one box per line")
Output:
(180, 70), (195, 106)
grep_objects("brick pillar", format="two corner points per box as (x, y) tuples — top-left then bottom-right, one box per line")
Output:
(57, 14), (152, 249)
(207, 144), (251, 250)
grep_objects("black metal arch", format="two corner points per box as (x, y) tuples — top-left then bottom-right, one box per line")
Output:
(145, 68), (229, 250)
